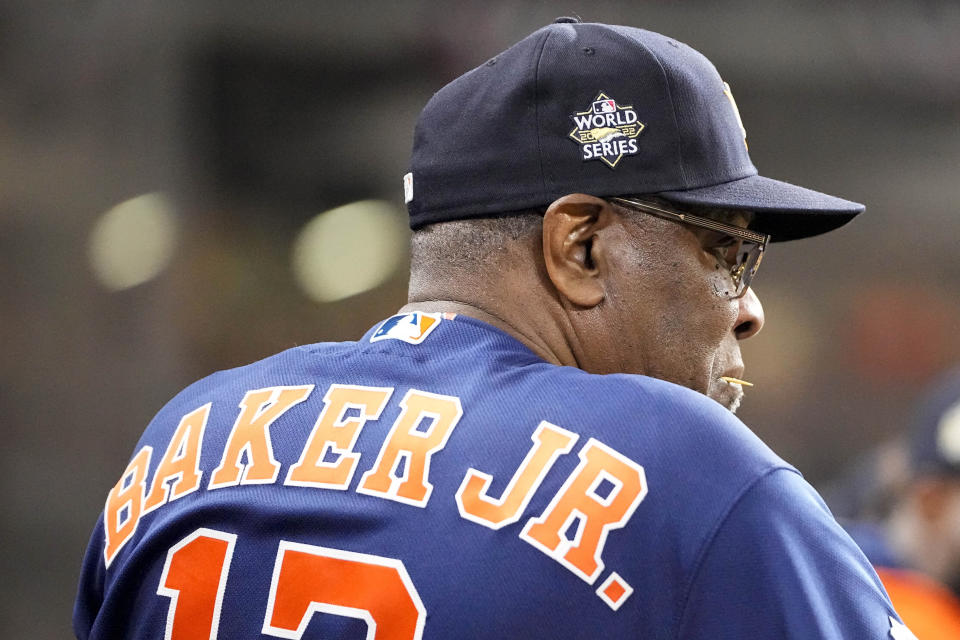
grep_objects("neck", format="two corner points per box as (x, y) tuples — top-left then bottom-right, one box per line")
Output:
(399, 299), (579, 368)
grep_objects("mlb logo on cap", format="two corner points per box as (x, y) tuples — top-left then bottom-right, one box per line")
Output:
(593, 99), (617, 114)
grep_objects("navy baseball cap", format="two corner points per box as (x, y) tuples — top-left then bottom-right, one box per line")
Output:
(908, 367), (960, 477)
(405, 18), (864, 241)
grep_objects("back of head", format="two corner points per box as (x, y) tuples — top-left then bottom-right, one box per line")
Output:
(408, 210), (543, 291)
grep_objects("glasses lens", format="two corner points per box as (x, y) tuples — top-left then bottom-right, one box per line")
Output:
(730, 241), (764, 297)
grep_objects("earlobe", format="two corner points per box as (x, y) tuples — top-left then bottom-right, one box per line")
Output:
(541, 194), (610, 308)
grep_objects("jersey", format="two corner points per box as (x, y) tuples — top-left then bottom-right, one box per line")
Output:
(74, 312), (906, 639)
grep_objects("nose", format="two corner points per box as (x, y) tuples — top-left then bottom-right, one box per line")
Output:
(734, 286), (764, 340)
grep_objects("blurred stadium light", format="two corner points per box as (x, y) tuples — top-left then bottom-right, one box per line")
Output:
(292, 200), (406, 302)
(88, 192), (178, 291)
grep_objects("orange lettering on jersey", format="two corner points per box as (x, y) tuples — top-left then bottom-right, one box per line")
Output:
(103, 446), (153, 568)
(520, 438), (647, 583)
(357, 389), (463, 507)
(456, 421), (579, 529)
(143, 403), (210, 515)
(208, 386), (313, 490)
(285, 385), (393, 489)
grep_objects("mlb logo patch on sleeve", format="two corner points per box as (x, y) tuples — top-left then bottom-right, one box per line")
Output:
(371, 312), (444, 345)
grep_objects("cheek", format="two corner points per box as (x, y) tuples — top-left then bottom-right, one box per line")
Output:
(639, 276), (735, 382)
(608, 234), (737, 351)
(700, 252), (742, 325)
(669, 262), (739, 344)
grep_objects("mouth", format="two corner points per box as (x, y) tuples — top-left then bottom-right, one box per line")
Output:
(709, 361), (750, 413)
(715, 376), (747, 414)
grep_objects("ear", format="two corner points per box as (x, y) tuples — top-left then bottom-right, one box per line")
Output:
(541, 194), (613, 308)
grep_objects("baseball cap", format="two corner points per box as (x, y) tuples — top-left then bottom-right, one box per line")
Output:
(405, 18), (864, 242)
(908, 367), (960, 478)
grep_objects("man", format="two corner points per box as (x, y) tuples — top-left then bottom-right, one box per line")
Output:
(75, 19), (908, 639)
(886, 368), (960, 600)
(839, 368), (960, 638)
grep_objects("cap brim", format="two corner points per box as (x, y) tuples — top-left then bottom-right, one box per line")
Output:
(656, 174), (864, 242)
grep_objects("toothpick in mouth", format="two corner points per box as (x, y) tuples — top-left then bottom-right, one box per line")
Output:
(720, 376), (754, 387)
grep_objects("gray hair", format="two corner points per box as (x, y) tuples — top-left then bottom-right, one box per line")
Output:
(410, 209), (544, 274)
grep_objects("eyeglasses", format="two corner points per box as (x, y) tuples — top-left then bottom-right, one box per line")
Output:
(608, 196), (769, 299)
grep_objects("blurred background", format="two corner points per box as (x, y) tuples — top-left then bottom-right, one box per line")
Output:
(2, 1), (959, 637)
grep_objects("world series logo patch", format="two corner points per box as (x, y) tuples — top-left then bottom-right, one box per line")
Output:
(568, 92), (645, 168)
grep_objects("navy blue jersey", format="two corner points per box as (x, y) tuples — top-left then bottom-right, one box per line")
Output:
(75, 313), (906, 639)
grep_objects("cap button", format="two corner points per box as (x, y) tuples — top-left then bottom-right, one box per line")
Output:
(553, 16), (581, 24)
